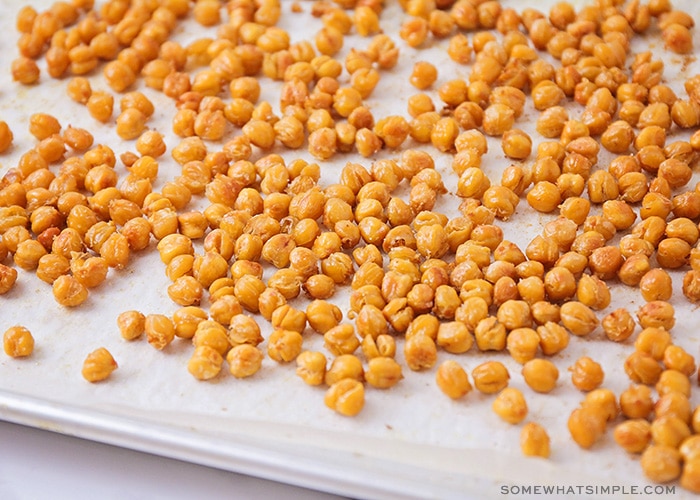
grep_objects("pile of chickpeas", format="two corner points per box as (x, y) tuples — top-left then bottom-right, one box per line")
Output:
(2, 0), (700, 492)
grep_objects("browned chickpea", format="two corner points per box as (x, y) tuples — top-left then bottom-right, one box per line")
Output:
(625, 351), (663, 385)
(568, 405), (607, 449)
(614, 419), (652, 454)
(410, 61), (438, 90)
(570, 356), (605, 392)
(482, 103), (515, 137)
(82, 347), (118, 383)
(660, 344), (695, 379)
(639, 268), (673, 302)
(472, 361), (509, 394)
(522, 358), (559, 393)
(619, 384), (654, 420)
(3, 325), (34, 358)
(492, 387), (528, 424)
(12, 57), (40, 85)
(641, 445), (681, 483)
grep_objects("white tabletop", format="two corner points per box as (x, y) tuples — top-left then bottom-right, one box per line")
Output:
(0, 421), (346, 500)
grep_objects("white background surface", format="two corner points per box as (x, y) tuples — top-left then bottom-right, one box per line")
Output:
(0, 421), (345, 500)
(1, 0), (700, 498)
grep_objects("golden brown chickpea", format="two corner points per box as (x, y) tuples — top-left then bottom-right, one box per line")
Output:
(522, 359), (559, 393)
(433, 360), (471, 400)
(472, 361), (509, 394)
(295, 351), (327, 386)
(568, 405), (607, 449)
(625, 351), (663, 385)
(559, 301), (598, 336)
(365, 357), (402, 389)
(410, 61), (438, 90)
(641, 445), (681, 483)
(493, 386), (527, 425)
(570, 356), (604, 392)
(53, 274), (89, 307)
(227, 314), (263, 348)
(117, 310), (146, 341)
(482, 103), (515, 136)
(324, 378), (364, 417)
(12, 57), (40, 85)
(82, 347), (118, 383)
(227, 344), (264, 379)
(403, 333), (437, 371)
(3, 326), (34, 358)
(501, 129), (531, 160)
(663, 345), (696, 377)
(614, 419), (652, 454)
(639, 268), (673, 302)
(600, 308), (635, 342)
(620, 384), (654, 420)
(520, 422), (550, 458)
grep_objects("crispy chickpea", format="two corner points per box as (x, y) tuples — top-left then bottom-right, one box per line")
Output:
(188, 345), (224, 381)
(324, 378), (364, 417)
(116, 108), (147, 140)
(639, 268), (673, 302)
(520, 422), (550, 458)
(3, 326), (34, 358)
(0, 264), (18, 294)
(681, 436), (700, 463)
(493, 387), (528, 424)
(53, 274), (88, 307)
(14, 239), (47, 271)
(103, 60), (136, 92)
(559, 301), (598, 337)
(620, 384), (654, 420)
(145, 314), (175, 351)
(82, 347), (118, 383)
(641, 445), (682, 483)
(482, 103), (515, 136)
(12, 57), (40, 85)
(436, 321), (473, 354)
(527, 181), (561, 213)
(410, 61), (438, 90)
(501, 129), (531, 160)
(433, 360), (471, 399)
(663, 345), (696, 377)
(295, 351), (327, 386)
(325, 354), (364, 386)
(304, 300), (342, 335)
(614, 419), (652, 454)
(227, 314), (263, 348)
(570, 357), (604, 392)
(625, 351), (663, 385)
(0, 121), (13, 153)
(637, 300), (675, 331)
(117, 310), (145, 341)
(601, 308), (636, 342)
(568, 405), (607, 449)
(663, 23), (693, 54)
(658, 393), (692, 424)
(472, 361), (509, 394)
(522, 359), (559, 393)
(656, 369), (691, 398)
(365, 357), (402, 389)
(682, 458), (700, 493)
(67, 77), (92, 104)
(227, 344), (264, 379)
(267, 328), (303, 363)
(403, 333), (437, 371)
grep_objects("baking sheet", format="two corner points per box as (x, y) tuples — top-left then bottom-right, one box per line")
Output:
(1, 0), (699, 498)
